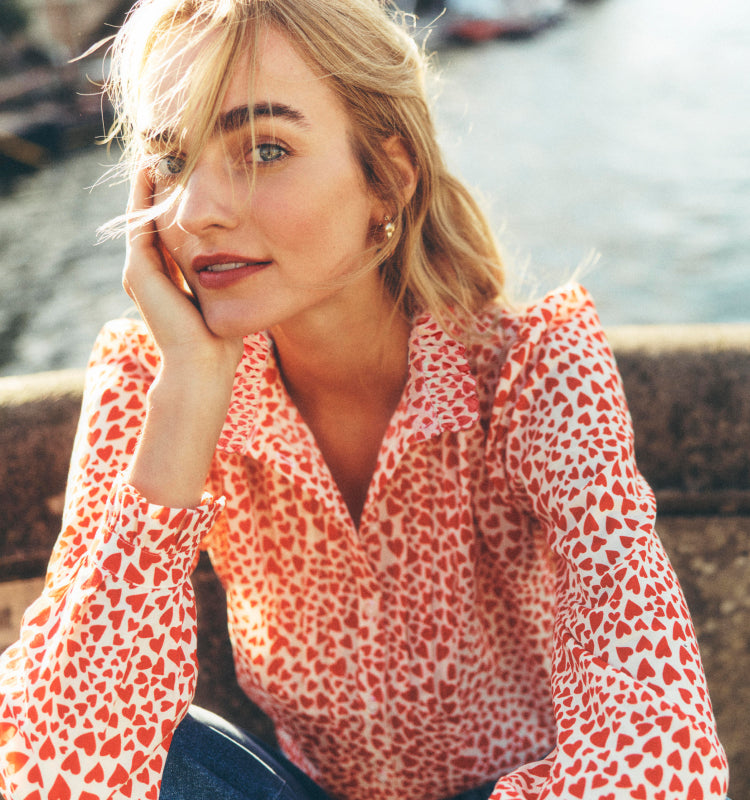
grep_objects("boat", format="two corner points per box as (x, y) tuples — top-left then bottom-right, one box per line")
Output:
(414, 0), (567, 42)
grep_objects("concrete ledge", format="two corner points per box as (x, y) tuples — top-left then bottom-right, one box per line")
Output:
(607, 323), (750, 511)
(656, 516), (749, 795)
(0, 368), (84, 580)
(0, 325), (748, 796)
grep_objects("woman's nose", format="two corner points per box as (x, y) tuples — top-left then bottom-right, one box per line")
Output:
(174, 157), (242, 235)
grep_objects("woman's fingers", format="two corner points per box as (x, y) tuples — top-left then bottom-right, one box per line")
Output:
(125, 168), (192, 296)
(126, 168), (158, 252)
(124, 168), (161, 293)
(127, 164), (152, 212)
(120, 168), (243, 371)
(123, 169), (197, 340)
(157, 237), (195, 299)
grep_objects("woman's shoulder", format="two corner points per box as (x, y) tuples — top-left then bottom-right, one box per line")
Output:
(467, 283), (605, 366)
(493, 282), (598, 335)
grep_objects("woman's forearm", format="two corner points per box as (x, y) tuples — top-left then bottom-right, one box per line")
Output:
(125, 363), (236, 509)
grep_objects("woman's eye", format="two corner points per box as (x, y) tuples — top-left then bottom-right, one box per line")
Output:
(251, 143), (288, 164)
(155, 154), (185, 178)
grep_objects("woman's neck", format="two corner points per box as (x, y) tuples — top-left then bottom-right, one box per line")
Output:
(269, 288), (411, 527)
(270, 288), (411, 411)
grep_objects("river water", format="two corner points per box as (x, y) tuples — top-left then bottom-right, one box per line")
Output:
(1, 0), (748, 377)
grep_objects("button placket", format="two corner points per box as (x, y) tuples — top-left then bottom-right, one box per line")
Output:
(356, 585), (384, 719)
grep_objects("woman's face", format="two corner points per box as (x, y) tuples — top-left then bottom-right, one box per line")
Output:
(144, 27), (386, 339)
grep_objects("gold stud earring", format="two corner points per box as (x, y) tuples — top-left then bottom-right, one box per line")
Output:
(383, 216), (396, 241)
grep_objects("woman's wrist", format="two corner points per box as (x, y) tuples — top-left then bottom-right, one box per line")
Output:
(125, 362), (236, 509)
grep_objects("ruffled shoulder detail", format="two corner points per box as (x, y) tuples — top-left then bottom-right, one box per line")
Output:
(484, 283), (605, 407)
(497, 283), (595, 343)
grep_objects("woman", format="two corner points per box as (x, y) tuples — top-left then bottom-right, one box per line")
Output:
(0, 1), (729, 799)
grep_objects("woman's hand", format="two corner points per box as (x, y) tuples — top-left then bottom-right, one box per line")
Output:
(123, 167), (244, 372)
(122, 168), (243, 509)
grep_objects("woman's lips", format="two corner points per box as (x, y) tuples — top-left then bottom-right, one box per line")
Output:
(196, 260), (271, 290)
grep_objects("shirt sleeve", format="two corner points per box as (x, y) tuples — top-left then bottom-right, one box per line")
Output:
(486, 288), (729, 800)
(0, 321), (225, 800)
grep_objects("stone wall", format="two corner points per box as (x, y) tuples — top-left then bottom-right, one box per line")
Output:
(0, 324), (748, 796)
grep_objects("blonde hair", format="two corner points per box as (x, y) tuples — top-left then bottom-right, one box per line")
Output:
(104, 0), (508, 328)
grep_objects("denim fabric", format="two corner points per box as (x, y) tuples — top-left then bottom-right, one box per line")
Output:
(159, 706), (331, 800)
(159, 706), (497, 800)
(443, 779), (496, 800)
(160, 709), (733, 800)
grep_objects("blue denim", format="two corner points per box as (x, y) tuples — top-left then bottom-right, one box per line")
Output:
(159, 706), (331, 800)
(159, 706), (497, 800)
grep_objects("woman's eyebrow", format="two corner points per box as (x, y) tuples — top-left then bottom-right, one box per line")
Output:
(143, 102), (310, 147)
(218, 102), (311, 133)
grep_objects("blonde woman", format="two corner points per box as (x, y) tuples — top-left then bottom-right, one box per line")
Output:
(0, 1), (729, 799)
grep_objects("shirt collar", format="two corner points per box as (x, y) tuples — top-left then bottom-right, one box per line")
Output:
(394, 311), (480, 443)
(216, 312), (479, 499)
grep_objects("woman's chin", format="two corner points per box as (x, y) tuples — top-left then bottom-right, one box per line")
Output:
(203, 314), (264, 342)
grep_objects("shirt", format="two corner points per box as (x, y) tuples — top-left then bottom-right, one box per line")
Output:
(0, 285), (728, 800)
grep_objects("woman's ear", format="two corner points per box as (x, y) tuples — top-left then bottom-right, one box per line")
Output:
(383, 135), (418, 206)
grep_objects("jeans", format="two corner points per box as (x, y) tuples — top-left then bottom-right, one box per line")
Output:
(159, 706), (497, 800)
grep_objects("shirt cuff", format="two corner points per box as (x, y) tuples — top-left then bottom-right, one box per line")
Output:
(91, 475), (225, 587)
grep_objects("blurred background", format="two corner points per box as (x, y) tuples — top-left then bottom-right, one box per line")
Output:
(0, 0), (748, 377)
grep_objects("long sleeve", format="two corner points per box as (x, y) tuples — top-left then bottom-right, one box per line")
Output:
(486, 289), (729, 799)
(0, 321), (224, 800)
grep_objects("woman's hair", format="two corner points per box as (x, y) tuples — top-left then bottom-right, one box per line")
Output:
(104, 0), (508, 327)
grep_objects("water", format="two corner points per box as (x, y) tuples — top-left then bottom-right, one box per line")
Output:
(1, 0), (748, 377)
(433, 0), (750, 326)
